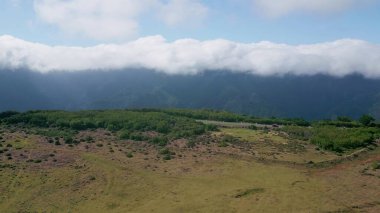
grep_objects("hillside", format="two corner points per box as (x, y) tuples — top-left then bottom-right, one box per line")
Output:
(0, 109), (379, 212)
(1, 69), (380, 120)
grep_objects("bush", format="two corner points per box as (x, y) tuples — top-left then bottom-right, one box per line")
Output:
(282, 126), (312, 141)
(218, 141), (229, 147)
(187, 138), (196, 148)
(159, 148), (170, 155)
(150, 136), (168, 146)
(311, 127), (375, 151)
(337, 116), (353, 122)
(119, 130), (130, 140)
(85, 136), (94, 142)
(129, 133), (146, 141)
(0, 111), (20, 119)
(371, 162), (380, 170)
(34, 159), (42, 163)
(64, 137), (73, 144)
(163, 154), (172, 160)
(359, 114), (375, 126)
(220, 135), (235, 146)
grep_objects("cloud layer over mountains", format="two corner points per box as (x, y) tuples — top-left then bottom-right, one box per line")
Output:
(1, 35), (380, 78)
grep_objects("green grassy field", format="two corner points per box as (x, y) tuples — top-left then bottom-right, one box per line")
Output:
(0, 110), (380, 212)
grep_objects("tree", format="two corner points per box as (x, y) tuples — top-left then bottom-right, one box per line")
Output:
(337, 116), (352, 122)
(359, 114), (375, 126)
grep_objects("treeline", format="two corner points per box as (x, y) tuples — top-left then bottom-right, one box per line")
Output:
(157, 109), (379, 128)
(313, 115), (378, 128)
(1, 109), (378, 152)
(132, 109), (311, 126)
(1, 109), (377, 130)
(0, 110), (215, 142)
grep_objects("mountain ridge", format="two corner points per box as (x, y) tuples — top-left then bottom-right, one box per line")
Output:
(1, 69), (380, 120)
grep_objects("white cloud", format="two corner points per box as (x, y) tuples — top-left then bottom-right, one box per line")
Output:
(33, 0), (154, 40)
(157, 0), (208, 26)
(33, 0), (209, 41)
(1, 35), (380, 78)
(251, 0), (375, 18)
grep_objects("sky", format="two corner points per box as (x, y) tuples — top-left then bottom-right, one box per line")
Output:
(1, 0), (380, 77)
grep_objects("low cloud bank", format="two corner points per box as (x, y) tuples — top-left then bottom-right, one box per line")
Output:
(1, 35), (380, 78)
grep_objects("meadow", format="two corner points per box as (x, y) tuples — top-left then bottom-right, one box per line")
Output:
(0, 109), (379, 212)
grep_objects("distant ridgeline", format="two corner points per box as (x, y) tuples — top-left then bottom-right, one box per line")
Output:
(1, 69), (380, 120)
(0, 109), (379, 152)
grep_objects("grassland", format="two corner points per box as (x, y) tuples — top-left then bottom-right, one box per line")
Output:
(0, 110), (380, 212)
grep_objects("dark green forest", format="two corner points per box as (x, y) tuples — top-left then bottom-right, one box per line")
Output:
(1, 69), (380, 120)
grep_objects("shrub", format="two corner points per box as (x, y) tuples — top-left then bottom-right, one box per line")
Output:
(205, 124), (218, 131)
(311, 127), (375, 151)
(282, 126), (312, 141)
(337, 116), (353, 122)
(218, 141), (229, 147)
(150, 136), (168, 146)
(119, 130), (130, 140)
(64, 137), (73, 144)
(129, 132), (148, 141)
(371, 162), (380, 170)
(187, 138), (196, 148)
(163, 154), (171, 160)
(85, 136), (94, 142)
(359, 114), (375, 126)
(219, 135), (235, 147)
(159, 148), (170, 155)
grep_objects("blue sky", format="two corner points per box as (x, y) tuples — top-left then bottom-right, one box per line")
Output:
(1, 0), (380, 46)
(1, 0), (380, 77)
